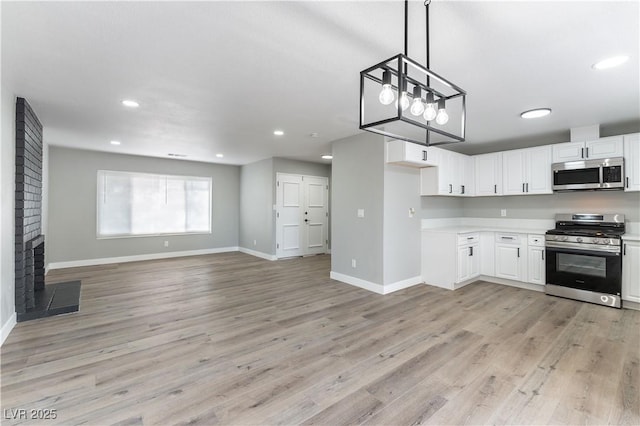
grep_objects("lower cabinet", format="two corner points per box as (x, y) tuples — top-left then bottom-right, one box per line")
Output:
(495, 233), (527, 281)
(622, 240), (640, 303)
(422, 231), (480, 290)
(527, 235), (545, 286)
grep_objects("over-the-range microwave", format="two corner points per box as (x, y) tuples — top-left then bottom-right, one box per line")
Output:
(552, 157), (624, 191)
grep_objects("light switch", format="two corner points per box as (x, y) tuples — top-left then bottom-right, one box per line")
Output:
(357, 209), (365, 218)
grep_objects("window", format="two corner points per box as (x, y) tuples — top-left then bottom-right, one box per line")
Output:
(97, 170), (212, 237)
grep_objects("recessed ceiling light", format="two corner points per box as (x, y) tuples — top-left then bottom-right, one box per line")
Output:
(110, 140), (121, 145)
(273, 130), (284, 136)
(520, 108), (552, 119)
(310, 132), (319, 138)
(321, 155), (333, 160)
(216, 153), (224, 158)
(592, 55), (629, 70)
(121, 99), (139, 108)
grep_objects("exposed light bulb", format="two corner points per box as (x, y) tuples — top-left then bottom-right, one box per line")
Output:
(398, 92), (410, 111)
(435, 99), (449, 125)
(378, 70), (395, 105)
(409, 86), (424, 116)
(423, 93), (437, 121)
(436, 108), (449, 125)
(379, 84), (395, 105)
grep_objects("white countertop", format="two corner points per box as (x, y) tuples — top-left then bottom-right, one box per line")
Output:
(422, 225), (549, 235)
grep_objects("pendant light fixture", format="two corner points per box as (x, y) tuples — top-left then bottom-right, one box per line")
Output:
(360, 0), (466, 145)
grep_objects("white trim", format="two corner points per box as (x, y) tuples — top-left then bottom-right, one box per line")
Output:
(330, 271), (384, 294)
(1, 313), (17, 347)
(238, 247), (277, 261)
(478, 275), (545, 292)
(383, 276), (423, 293)
(47, 247), (238, 270)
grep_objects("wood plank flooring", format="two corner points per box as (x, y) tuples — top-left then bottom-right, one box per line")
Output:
(1, 252), (639, 425)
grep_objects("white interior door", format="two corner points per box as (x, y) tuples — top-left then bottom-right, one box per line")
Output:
(276, 173), (329, 258)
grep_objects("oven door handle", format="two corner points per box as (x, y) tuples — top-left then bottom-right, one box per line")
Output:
(545, 244), (621, 257)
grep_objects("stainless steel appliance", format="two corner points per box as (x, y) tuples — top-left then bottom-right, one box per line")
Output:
(552, 157), (624, 191)
(545, 213), (625, 308)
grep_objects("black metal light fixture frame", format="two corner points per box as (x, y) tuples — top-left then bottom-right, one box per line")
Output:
(359, 0), (466, 145)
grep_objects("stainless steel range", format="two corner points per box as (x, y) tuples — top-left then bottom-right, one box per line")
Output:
(545, 213), (625, 308)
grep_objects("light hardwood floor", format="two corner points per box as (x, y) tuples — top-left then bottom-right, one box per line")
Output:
(1, 252), (639, 425)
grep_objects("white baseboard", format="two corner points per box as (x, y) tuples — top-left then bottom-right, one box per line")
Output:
(1, 313), (17, 347)
(330, 272), (423, 295)
(238, 247), (277, 261)
(330, 271), (384, 294)
(47, 247), (239, 270)
(384, 276), (423, 293)
(478, 275), (545, 292)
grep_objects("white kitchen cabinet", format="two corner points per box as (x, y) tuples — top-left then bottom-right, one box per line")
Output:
(495, 233), (527, 281)
(503, 146), (552, 195)
(527, 235), (545, 286)
(422, 231), (480, 289)
(475, 153), (502, 196)
(420, 148), (474, 196)
(387, 140), (438, 167)
(552, 136), (624, 163)
(479, 231), (495, 276)
(622, 240), (640, 303)
(624, 133), (640, 192)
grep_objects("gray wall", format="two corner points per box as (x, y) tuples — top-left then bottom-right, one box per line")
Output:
(462, 191), (640, 222)
(239, 158), (274, 255)
(1, 86), (16, 329)
(420, 196), (464, 219)
(331, 132), (384, 284)
(48, 147), (240, 264)
(383, 163), (422, 284)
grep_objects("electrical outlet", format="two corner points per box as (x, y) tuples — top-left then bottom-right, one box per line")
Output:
(164, 240), (169, 247)
(408, 207), (415, 218)
(501, 209), (507, 217)
(253, 239), (257, 246)
(357, 209), (365, 218)
(351, 259), (357, 268)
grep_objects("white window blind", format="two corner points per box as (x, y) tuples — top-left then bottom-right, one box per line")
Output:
(97, 170), (212, 237)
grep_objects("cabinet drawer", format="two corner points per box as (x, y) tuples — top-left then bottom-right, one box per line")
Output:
(495, 233), (521, 244)
(528, 234), (545, 247)
(458, 233), (480, 245)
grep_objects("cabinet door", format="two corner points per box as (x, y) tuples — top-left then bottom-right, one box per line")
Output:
(586, 136), (623, 160)
(469, 243), (480, 279)
(438, 149), (454, 195)
(622, 241), (640, 303)
(495, 244), (520, 280)
(387, 140), (438, 167)
(528, 246), (545, 285)
(526, 146), (552, 194)
(552, 141), (585, 163)
(502, 149), (525, 195)
(475, 153), (502, 196)
(460, 154), (475, 196)
(624, 133), (640, 192)
(457, 245), (470, 283)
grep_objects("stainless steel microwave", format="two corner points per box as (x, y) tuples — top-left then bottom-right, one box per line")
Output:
(552, 157), (624, 191)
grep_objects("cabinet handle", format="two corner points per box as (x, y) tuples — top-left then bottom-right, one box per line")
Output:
(581, 147), (584, 158)
(461, 185), (465, 194)
(467, 236), (474, 240)
(501, 236), (515, 240)
(422, 150), (428, 161)
(449, 184), (452, 194)
(522, 183), (525, 193)
(585, 147), (589, 158)
(494, 184), (497, 194)
(526, 182), (529, 193)
(542, 250), (544, 260)
(624, 244), (626, 256)
(627, 177), (629, 188)
(517, 247), (520, 257)
(468, 246), (472, 256)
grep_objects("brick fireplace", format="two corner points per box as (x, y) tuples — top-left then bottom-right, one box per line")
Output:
(15, 97), (79, 321)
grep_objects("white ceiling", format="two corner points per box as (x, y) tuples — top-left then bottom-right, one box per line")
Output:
(2, 1), (638, 165)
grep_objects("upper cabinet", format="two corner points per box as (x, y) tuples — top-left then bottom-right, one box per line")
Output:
(386, 140), (438, 167)
(503, 145), (552, 195)
(552, 136), (624, 163)
(420, 148), (474, 196)
(475, 152), (503, 196)
(624, 133), (640, 192)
